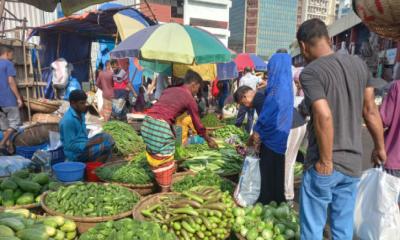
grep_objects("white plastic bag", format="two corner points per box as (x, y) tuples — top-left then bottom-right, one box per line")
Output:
(354, 168), (400, 240)
(234, 155), (261, 207)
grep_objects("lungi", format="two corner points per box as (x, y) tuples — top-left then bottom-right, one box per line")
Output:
(76, 133), (114, 162)
(141, 116), (176, 187)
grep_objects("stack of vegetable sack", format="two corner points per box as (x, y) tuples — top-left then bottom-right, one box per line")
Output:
(140, 187), (235, 240)
(0, 209), (77, 240)
(0, 170), (59, 208)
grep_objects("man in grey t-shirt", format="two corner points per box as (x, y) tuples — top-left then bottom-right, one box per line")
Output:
(297, 19), (386, 240)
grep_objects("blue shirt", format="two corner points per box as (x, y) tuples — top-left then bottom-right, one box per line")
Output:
(60, 108), (88, 161)
(0, 59), (17, 107)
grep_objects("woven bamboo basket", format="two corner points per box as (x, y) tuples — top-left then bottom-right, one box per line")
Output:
(132, 192), (232, 239)
(40, 184), (141, 233)
(354, 0), (400, 40)
(97, 160), (156, 196)
(25, 98), (61, 114)
(14, 123), (59, 147)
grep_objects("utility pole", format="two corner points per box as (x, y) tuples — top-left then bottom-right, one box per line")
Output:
(0, 0), (6, 32)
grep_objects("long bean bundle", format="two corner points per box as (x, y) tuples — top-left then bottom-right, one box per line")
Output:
(103, 121), (145, 156)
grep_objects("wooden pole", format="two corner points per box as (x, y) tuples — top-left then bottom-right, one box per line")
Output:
(21, 18), (31, 122)
(35, 47), (44, 98)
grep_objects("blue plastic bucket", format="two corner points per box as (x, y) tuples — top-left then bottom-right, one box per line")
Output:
(52, 162), (86, 182)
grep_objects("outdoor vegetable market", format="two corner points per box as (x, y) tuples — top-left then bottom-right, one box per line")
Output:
(1, 0), (400, 240)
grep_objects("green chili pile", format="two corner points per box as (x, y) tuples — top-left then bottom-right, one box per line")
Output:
(103, 121), (145, 156)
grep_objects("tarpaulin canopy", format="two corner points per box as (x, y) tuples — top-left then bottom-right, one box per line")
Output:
(30, 6), (154, 40)
(29, 6), (155, 99)
(17, 0), (113, 16)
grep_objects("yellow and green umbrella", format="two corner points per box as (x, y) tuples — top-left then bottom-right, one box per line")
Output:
(110, 23), (234, 65)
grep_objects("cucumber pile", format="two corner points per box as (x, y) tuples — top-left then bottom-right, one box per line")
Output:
(0, 209), (77, 240)
(141, 187), (235, 240)
(0, 170), (60, 208)
(79, 218), (176, 240)
(232, 202), (300, 240)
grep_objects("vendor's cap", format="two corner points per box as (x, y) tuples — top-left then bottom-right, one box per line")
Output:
(69, 90), (87, 102)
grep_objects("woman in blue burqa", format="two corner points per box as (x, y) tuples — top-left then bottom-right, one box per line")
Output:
(251, 52), (294, 204)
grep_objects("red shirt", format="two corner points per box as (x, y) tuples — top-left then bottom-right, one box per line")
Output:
(147, 85), (206, 137)
(96, 70), (114, 100)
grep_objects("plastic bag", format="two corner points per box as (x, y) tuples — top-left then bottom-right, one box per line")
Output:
(234, 154), (261, 207)
(0, 156), (31, 177)
(354, 168), (400, 240)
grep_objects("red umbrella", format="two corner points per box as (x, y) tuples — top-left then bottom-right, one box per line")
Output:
(234, 54), (254, 72)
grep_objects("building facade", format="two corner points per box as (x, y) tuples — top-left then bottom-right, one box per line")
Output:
(228, 0), (245, 53)
(337, 0), (352, 19)
(183, 0), (231, 46)
(299, 0), (337, 26)
(228, 0), (297, 59)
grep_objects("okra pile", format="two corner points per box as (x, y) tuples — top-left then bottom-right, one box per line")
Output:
(45, 183), (140, 217)
(79, 218), (176, 240)
(141, 187), (235, 240)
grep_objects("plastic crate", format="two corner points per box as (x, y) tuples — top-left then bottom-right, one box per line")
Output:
(48, 146), (65, 166)
(16, 142), (48, 159)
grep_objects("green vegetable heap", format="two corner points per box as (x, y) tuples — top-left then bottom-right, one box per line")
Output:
(79, 218), (176, 240)
(180, 146), (243, 176)
(175, 143), (210, 160)
(0, 170), (60, 208)
(95, 157), (154, 185)
(294, 162), (303, 178)
(141, 187), (235, 240)
(45, 183), (140, 217)
(213, 125), (249, 142)
(172, 170), (235, 193)
(201, 114), (222, 128)
(232, 202), (300, 240)
(0, 208), (77, 240)
(103, 120), (145, 156)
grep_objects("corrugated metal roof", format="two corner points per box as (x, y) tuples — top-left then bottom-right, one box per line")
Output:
(328, 11), (362, 37)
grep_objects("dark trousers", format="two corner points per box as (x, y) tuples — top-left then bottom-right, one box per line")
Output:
(235, 105), (254, 133)
(258, 144), (286, 204)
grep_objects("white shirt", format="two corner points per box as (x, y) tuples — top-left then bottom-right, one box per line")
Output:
(239, 73), (260, 90)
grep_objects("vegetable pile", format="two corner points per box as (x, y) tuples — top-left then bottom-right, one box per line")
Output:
(103, 121), (145, 156)
(201, 114), (222, 128)
(172, 170), (234, 193)
(232, 202), (300, 240)
(79, 218), (176, 240)
(180, 146), (243, 176)
(141, 187), (235, 240)
(294, 162), (303, 178)
(95, 158), (154, 185)
(0, 208), (77, 240)
(0, 170), (60, 208)
(45, 183), (140, 217)
(213, 125), (249, 142)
